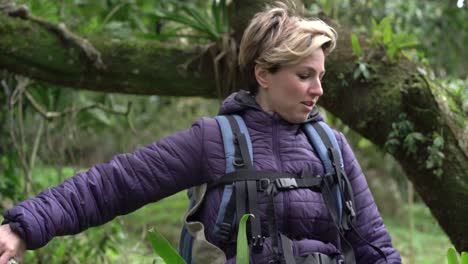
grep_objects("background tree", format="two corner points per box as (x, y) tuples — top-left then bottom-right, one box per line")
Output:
(0, 0), (466, 262)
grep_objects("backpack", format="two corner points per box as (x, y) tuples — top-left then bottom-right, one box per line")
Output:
(179, 114), (385, 264)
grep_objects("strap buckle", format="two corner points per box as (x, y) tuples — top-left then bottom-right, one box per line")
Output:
(258, 178), (271, 191)
(217, 222), (232, 242)
(251, 235), (265, 251)
(274, 178), (298, 190)
(345, 200), (356, 218)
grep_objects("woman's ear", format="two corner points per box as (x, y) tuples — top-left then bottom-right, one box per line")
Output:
(254, 65), (269, 90)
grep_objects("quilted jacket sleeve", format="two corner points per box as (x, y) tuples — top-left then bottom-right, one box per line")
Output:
(3, 119), (209, 250)
(337, 132), (402, 264)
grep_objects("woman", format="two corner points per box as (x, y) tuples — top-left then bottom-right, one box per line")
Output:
(0, 2), (401, 264)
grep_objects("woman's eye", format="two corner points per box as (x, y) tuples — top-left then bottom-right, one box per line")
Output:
(298, 74), (310, 80)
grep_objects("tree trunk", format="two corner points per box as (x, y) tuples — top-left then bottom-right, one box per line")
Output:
(0, 1), (467, 252)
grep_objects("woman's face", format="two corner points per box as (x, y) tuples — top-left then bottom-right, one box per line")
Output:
(255, 48), (325, 124)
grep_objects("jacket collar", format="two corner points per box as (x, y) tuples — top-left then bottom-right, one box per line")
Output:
(231, 90), (322, 124)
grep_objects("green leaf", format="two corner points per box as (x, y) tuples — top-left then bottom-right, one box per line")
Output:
(371, 18), (378, 36)
(237, 214), (254, 264)
(148, 227), (186, 264)
(386, 46), (399, 63)
(353, 67), (362, 80)
(409, 132), (426, 142)
(398, 41), (420, 50)
(359, 63), (370, 79)
(447, 247), (459, 264)
(461, 252), (468, 264)
(351, 34), (362, 57)
(433, 136), (444, 148)
(182, 5), (218, 39)
(212, 0), (221, 32)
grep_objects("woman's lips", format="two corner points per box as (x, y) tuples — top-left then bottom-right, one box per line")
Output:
(300, 101), (315, 111)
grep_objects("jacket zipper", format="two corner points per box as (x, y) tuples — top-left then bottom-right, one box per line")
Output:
(271, 118), (289, 236)
(272, 118), (283, 172)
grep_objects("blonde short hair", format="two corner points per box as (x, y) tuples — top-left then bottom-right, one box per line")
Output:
(238, 1), (337, 94)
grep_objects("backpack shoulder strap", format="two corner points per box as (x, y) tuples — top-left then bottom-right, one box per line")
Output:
(303, 121), (390, 264)
(213, 114), (262, 246)
(179, 115), (254, 263)
(215, 115), (253, 171)
(302, 121), (358, 264)
(302, 121), (348, 225)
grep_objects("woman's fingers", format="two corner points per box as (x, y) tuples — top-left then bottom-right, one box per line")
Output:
(0, 225), (25, 264)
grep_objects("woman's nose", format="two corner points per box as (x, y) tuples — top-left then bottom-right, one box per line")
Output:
(309, 78), (323, 97)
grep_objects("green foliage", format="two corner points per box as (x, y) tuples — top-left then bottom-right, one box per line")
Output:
(350, 33), (371, 80)
(439, 78), (468, 126)
(425, 133), (445, 178)
(0, 151), (22, 205)
(369, 16), (419, 63)
(447, 247), (468, 264)
(385, 114), (445, 177)
(237, 214), (254, 264)
(148, 227), (186, 264)
(403, 132), (426, 155)
(150, 0), (229, 41)
(384, 113), (415, 154)
(309, 0), (467, 78)
(351, 33), (363, 58)
(383, 203), (453, 263)
(353, 62), (371, 80)
(145, 213), (253, 264)
(23, 219), (126, 263)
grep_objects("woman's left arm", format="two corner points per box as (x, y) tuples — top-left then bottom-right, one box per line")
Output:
(337, 132), (402, 264)
(2, 119), (209, 250)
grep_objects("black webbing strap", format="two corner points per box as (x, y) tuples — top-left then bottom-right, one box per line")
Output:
(266, 184), (281, 263)
(235, 181), (247, 231)
(247, 180), (263, 251)
(226, 116), (253, 169)
(210, 170), (322, 189)
(220, 115), (250, 244)
(226, 116), (263, 250)
(217, 186), (237, 242)
(311, 123), (347, 219)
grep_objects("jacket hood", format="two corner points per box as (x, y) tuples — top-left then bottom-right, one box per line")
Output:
(218, 90), (323, 124)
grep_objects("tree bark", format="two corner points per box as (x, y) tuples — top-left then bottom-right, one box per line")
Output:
(1, 1), (467, 252)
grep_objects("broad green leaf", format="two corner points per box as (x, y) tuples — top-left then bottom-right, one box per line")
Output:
(237, 214), (254, 264)
(351, 34), (362, 57)
(447, 247), (459, 264)
(148, 227), (186, 264)
(461, 252), (468, 264)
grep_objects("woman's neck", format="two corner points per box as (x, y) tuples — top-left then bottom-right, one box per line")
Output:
(254, 91), (274, 115)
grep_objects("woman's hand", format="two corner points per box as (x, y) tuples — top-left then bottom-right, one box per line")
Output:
(0, 224), (26, 264)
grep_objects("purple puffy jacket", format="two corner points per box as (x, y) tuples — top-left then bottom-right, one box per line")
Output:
(3, 91), (401, 263)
